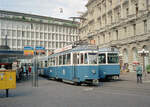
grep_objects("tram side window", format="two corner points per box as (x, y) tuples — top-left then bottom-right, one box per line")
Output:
(73, 53), (79, 64)
(41, 61), (43, 68)
(59, 56), (62, 65)
(89, 53), (97, 64)
(48, 58), (50, 66)
(80, 53), (84, 64)
(45, 61), (48, 67)
(66, 53), (71, 64)
(39, 61), (42, 68)
(56, 57), (59, 65)
(49, 58), (53, 66)
(108, 53), (119, 63)
(84, 53), (88, 64)
(98, 54), (106, 64)
(52, 57), (55, 66)
(63, 55), (66, 65)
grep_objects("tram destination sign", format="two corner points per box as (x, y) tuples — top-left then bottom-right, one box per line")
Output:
(54, 45), (73, 53)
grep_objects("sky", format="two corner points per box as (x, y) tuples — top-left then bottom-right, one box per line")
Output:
(0, 0), (87, 20)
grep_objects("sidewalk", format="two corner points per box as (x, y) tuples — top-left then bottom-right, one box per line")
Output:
(120, 71), (150, 82)
(104, 72), (150, 90)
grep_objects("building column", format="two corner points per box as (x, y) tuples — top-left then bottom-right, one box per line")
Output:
(129, 0), (135, 16)
(120, 0), (124, 19)
(138, 0), (147, 12)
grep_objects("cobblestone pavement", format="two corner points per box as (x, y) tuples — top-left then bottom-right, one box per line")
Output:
(0, 73), (150, 107)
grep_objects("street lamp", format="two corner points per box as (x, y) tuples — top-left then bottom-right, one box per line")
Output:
(138, 49), (149, 77)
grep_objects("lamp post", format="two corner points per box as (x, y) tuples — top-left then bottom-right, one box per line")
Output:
(138, 49), (149, 77)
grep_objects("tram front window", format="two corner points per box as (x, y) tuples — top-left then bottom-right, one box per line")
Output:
(98, 53), (106, 64)
(107, 53), (119, 63)
(88, 53), (97, 64)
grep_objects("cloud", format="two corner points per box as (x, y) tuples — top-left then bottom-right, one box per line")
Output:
(0, 0), (87, 19)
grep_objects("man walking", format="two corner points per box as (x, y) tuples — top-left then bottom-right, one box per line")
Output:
(136, 62), (143, 84)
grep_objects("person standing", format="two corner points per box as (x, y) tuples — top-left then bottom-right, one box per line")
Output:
(136, 63), (143, 84)
(28, 65), (32, 76)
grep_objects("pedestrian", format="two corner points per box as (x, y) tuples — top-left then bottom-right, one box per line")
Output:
(28, 65), (31, 74)
(25, 65), (29, 79)
(19, 66), (24, 81)
(136, 62), (143, 84)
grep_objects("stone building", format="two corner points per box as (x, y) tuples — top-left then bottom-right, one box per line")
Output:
(0, 10), (79, 55)
(79, 0), (150, 72)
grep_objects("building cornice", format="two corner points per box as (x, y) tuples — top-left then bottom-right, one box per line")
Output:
(0, 10), (79, 28)
(0, 10), (76, 23)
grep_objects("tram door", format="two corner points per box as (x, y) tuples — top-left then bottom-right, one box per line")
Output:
(73, 53), (78, 81)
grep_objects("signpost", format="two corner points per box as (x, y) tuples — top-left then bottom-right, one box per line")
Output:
(24, 46), (45, 87)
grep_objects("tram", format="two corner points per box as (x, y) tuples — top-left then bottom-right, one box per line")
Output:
(47, 45), (99, 85)
(38, 45), (120, 85)
(98, 47), (120, 79)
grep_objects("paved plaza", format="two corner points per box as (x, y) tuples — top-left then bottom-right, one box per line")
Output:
(0, 72), (150, 107)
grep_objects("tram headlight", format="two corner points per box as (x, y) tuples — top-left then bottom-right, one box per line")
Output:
(92, 70), (96, 74)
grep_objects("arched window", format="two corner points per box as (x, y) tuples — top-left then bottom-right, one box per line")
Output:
(132, 47), (138, 62)
(123, 49), (128, 63)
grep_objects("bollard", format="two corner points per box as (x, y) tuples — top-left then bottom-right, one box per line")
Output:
(6, 89), (9, 97)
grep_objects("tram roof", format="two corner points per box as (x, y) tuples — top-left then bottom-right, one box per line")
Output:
(98, 47), (119, 52)
(49, 45), (98, 58)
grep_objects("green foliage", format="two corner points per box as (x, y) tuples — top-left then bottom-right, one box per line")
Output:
(22, 16), (25, 20)
(146, 65), (150, 73)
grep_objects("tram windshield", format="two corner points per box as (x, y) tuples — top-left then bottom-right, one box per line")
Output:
(107, 53), (119, 63)
(88, 53), (97, 64)
(98, 53), (106, 64)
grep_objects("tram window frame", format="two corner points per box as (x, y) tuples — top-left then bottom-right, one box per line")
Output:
(107, 53), (119, 64)
(84, 53), (88, 64)
(77, 53), (80, 64)
(66, 53), (71, 65)
(98, 53), (106, 64)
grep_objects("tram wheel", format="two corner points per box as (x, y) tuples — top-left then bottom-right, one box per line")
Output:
(74, 82), (81, 86)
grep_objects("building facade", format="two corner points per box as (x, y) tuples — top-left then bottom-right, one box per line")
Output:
(79, 0), (150, 71)
(0, 10), (79, 55)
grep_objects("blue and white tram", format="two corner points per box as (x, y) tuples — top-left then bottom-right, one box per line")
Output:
(98, 47), (120, 79)
(47, 45), (99, 85)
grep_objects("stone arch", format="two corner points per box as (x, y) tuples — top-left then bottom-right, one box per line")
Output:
(123, 48), (128, 63)
(132, 47), (138, 62)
